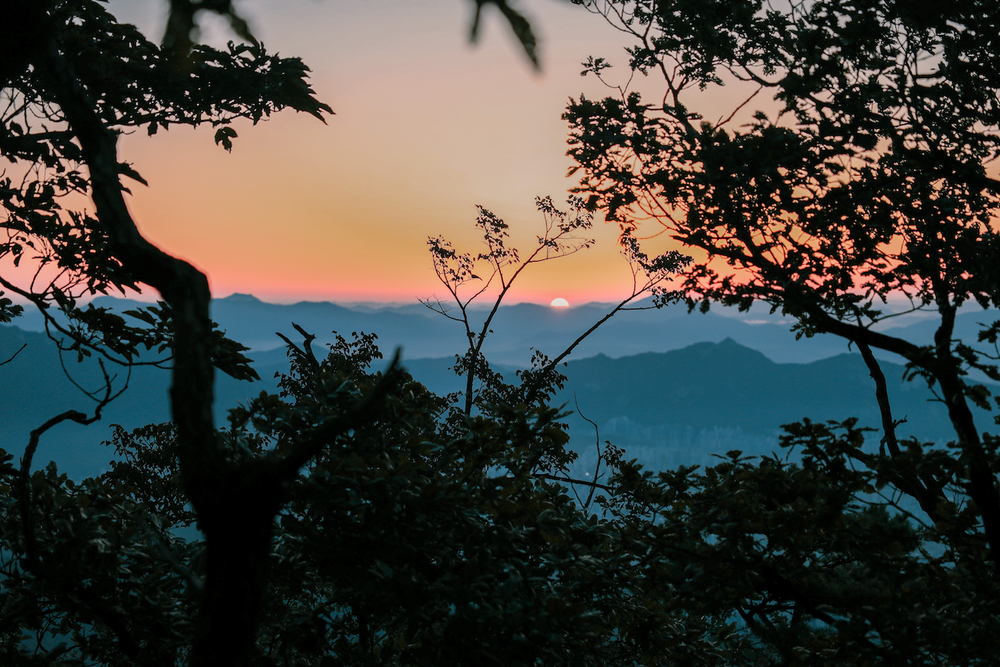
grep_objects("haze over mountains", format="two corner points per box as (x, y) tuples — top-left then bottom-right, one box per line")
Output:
(17, 292), (996, 363)
(4, 294), (997, 478)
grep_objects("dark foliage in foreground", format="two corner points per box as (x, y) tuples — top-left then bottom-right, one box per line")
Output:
(4, 327), (1000, 665)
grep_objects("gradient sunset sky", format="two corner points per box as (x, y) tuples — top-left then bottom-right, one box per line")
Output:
(100, 0), (687, 306)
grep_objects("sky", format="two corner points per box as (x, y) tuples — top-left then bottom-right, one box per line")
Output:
(101, 0), (682, 306)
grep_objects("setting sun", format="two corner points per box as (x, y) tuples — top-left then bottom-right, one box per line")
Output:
(550, 298), (570, 308)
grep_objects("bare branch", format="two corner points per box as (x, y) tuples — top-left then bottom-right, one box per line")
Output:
(0, 342), (26, 367)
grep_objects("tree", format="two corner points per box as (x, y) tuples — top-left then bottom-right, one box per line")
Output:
(422, 194), (690, 417)
(422, 194), (689, 509)
(2, 329), (655, 666)
(561, 0), (1000, 661)
(0, 1), (561, 665)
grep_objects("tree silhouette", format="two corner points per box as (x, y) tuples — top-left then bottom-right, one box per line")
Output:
(563, 0), (1000, 660)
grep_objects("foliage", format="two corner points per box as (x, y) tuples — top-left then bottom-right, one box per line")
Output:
(565, 0), (1000, 325)
(423, 195), (596, 415)
(1, 333), (648, 666)
(10, 343), (1000, 665)
(3, 2), (331, 666)
(0, 0), (312, 387)
(233, 332), (625, 666)
(423, 195), (690, 417)
(5, 0), (1000, 666)
(605, 422), (1000, 666)
(560, 0), (1000, 662)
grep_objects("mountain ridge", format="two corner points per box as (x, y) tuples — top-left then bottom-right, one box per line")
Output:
(15, 293), (993, 367)
(3, 303), (994, 478)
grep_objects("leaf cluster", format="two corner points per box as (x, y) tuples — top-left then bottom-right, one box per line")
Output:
(565, 0), (1000, 322)
(2, 0), (332, 328)
(0, 331), (649, 666)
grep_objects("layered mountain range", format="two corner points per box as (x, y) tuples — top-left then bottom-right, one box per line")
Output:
(3, 295), (995, 478)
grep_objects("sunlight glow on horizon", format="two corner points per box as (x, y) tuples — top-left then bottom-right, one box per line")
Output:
(97, 0), (692, 305)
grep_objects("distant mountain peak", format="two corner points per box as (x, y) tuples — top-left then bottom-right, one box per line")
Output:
(220, 293), (262, 303)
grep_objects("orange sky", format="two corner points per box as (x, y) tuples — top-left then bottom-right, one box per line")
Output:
(100, 0), (686, 306)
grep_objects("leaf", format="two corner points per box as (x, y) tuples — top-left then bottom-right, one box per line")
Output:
(469, 0), (539, 69)
(214, 126), (239, 152)
(118, 162), (149, 186)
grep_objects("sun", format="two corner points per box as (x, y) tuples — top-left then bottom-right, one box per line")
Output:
(550, 297), (570, 308)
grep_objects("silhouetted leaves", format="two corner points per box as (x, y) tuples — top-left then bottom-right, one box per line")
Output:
(470, 0), (540, 69)
(5, 1), (1000, 665)
(562, 0), (1000, 662)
